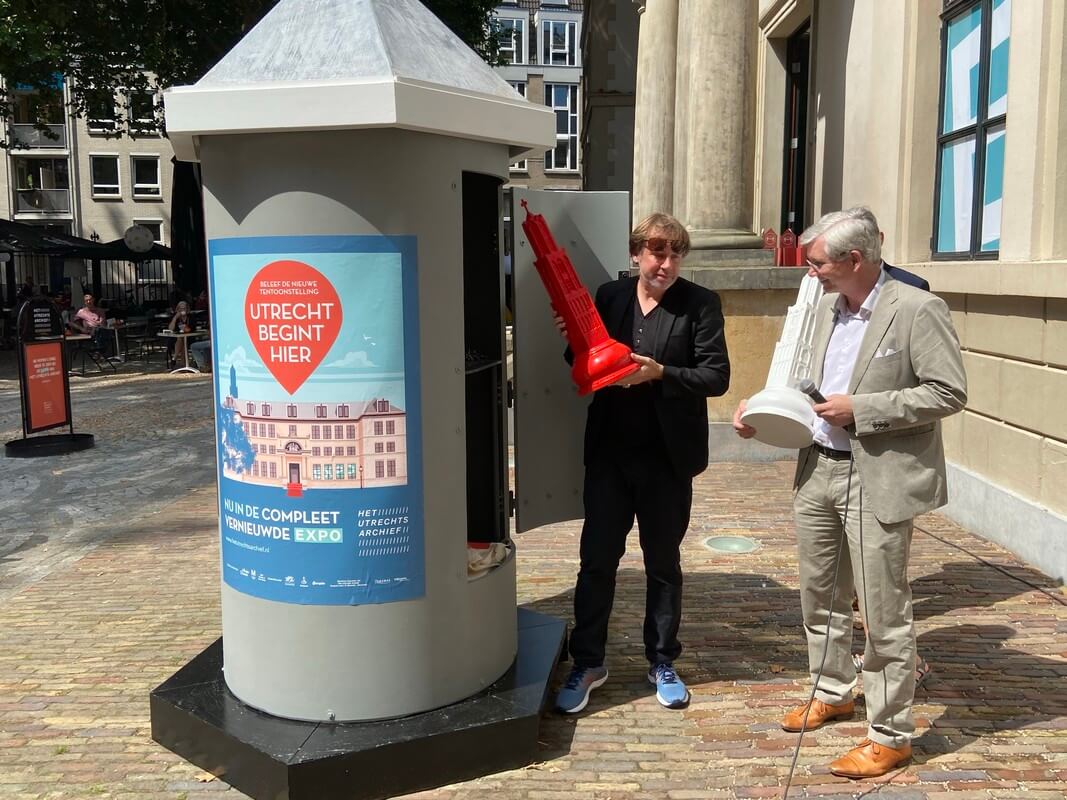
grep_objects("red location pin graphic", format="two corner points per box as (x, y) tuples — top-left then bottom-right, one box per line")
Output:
(244, 260), (343, 395)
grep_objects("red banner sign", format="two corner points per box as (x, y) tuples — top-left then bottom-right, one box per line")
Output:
(23, 340), (69, 433)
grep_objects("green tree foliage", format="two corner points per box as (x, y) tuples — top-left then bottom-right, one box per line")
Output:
(0, 0), (501, 140)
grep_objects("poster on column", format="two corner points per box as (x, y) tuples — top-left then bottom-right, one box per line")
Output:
(209, 235), (423, 606)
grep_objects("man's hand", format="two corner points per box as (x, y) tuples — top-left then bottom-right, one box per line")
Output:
(616, 353), (664, 386)
(813, 394), (855, 428)
(551, 309), (568, 340)
(732, 399), (757, 439)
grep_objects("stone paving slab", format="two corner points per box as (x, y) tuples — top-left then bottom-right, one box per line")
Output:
(1, 375), (1065, 799)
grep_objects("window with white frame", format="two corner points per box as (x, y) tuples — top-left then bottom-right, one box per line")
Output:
(127, 90), (156, 132)
(134, 219), (164, 244)
(541, 19), (578, 67)
(508, 82), (528, 171)
(495, 17), (527, 65)
(544, 84), (579, 171)
(130, 155), (161, 198)
(86, 88), (117, 133)
(933, 0), (1010, 257)
(89, 154), (120, 197)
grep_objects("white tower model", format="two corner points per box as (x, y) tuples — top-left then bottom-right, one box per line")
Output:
(740, 274), (825, 448)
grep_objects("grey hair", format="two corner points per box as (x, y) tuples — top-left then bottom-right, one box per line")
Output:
(799, 206), (882, 263)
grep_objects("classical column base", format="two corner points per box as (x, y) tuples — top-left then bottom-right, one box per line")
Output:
(689, 228), (765, 250)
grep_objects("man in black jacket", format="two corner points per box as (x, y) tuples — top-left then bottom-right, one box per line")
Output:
(555, 213), (731, 714)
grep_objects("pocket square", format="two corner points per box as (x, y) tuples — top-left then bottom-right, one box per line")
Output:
(876, 347), (898, 359)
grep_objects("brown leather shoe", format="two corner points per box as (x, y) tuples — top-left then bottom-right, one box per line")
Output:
(829, 738), (912, 778)
(781, 698), (854, 732)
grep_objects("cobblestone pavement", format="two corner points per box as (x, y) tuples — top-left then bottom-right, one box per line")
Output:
(1, 369), (1065, 799)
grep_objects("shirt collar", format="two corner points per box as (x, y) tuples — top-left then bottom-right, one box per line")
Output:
(834, 268), (885, 321)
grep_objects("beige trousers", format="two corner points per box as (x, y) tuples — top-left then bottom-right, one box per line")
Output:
(793, 451), (916, 747)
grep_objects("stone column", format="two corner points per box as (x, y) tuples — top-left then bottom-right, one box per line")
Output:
(676, 0), (762, 249)
(631, 0), (678, 222)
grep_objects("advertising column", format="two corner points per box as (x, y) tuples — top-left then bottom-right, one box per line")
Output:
(209, 235), (423, 606)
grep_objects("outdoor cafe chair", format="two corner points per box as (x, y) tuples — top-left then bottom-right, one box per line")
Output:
(66, 325), (116, 376)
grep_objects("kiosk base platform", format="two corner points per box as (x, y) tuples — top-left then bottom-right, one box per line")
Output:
(150, 608), (567, 800)
(5, 433), (95, 458)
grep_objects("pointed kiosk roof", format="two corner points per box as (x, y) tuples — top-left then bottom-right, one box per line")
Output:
(164, 0), (554, 162)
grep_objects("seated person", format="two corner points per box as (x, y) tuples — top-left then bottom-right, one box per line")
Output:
(71, 293), (114, 356)
(190, 339), (212, 372)
(167, 301), (197, 367)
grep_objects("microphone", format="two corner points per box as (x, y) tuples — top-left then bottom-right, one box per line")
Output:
(797, 378), (827, 404)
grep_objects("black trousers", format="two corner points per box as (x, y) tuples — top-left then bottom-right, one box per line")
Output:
(569, 450), (693, 668)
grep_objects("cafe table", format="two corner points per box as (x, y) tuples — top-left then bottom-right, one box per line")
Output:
(102, 322), (125, 363)
(158, 329), (209, 374)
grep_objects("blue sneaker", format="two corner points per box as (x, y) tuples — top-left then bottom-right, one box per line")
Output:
(555, 665), (609, 714)
(648, 663), (690, 709)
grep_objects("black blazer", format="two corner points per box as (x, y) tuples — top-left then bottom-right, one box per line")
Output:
(582, 276), (730, 479)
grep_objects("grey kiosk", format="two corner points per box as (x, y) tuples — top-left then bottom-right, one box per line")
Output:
(149, 1), (570, 798)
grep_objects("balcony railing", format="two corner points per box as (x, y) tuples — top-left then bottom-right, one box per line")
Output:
(9, 123), (67, 149)
(15, 188), (71, 213)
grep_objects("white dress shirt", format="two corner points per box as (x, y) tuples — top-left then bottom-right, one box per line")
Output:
(813, 270), (886, 451)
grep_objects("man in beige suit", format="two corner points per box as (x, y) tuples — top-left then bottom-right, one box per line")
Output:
(734, 207), (966, 778)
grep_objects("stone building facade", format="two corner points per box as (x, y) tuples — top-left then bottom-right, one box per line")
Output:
(3, 78), (175, 245)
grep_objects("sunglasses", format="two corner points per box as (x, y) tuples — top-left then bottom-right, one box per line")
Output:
(643, 237), (686, 257)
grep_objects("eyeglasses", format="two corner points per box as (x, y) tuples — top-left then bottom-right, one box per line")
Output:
(643, 237), (686, 257)
(806, 249), (861, 270)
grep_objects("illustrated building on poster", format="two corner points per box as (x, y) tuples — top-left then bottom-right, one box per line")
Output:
(222, 394), (407, 490)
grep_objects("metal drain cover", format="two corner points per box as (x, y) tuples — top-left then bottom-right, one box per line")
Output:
(703, 535), (760, 554)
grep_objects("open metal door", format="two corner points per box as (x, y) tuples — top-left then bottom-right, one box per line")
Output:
(512, 188), (630, 533)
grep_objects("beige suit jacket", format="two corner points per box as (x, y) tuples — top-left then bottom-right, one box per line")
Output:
(793, 277), (968, 524)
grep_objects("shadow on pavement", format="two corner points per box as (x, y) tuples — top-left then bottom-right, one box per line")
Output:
(525, 564), (1067, 767)
(912, 622), (1067, 761)
(912, 559), (1063, 620)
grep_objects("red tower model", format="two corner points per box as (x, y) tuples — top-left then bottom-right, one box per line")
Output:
(520, 200), (639, 395)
